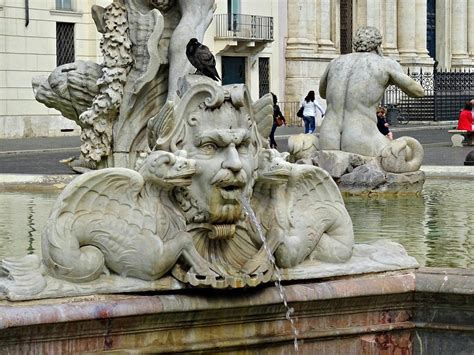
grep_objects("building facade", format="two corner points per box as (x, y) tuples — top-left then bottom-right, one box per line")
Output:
(0, 0), (107, 138)
(285, 0), (474, 102)
(1, 0), (473, 138)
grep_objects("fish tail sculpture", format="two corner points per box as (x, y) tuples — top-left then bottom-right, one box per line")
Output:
(379, 136), (424, 173)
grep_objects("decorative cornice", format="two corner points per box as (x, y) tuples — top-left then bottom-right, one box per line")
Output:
(49, 9), (83, 18)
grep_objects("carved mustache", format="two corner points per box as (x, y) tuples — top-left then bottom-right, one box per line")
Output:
(210, 169), (248, 188)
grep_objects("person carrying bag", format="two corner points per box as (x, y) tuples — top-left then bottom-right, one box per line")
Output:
(269, 93), (286, 149)
(300, 90), (325, 134)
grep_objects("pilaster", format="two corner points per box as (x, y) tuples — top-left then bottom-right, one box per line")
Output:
(382, 0), (399, 58)
(397, 0), (418, 64)
(451, 0), (472, 67)
(468, 0), (474, 61)
(317, 0), (337, 53)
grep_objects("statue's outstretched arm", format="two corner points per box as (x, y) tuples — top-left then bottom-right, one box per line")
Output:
(387, 59), (425, 98)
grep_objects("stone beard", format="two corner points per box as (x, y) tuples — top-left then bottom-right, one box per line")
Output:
(167, 101), (261, 274)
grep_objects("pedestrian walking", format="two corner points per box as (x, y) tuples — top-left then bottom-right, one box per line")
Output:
(269, 93), (285, 149)
(299, 90), (325, 134)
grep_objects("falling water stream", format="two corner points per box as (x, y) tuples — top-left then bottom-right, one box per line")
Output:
(241, 196), (299, 352)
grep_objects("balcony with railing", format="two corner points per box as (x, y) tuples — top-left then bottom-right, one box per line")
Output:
(215, 14), (274, 42)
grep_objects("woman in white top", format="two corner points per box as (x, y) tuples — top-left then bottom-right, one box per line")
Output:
(300, 90), (325, 134)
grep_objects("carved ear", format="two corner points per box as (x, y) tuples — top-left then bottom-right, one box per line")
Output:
(91, 5), (106, 33)
(252, 93), (273, 138)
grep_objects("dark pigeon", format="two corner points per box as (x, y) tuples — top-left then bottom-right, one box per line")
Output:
(186, 38), (221, 81)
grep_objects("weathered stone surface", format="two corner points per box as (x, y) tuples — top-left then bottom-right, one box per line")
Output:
(338, 161), (386, 192)
(1, 76), (358, 299)
(287, 133), (319, 161)
(32, 0), (217, 169)
(374, 170), (426, 194)
(32, 60), (102, 127)
(314, 150), (371, 178)
(1, 269), (472, 354)
(0, 271), (418, 353)
(379, 136), (424, 173)
(337, 162), (426, 195)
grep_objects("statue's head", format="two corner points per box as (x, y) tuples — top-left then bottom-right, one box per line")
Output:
(148, 76), (271, 231)
(353, 26), (383, 55)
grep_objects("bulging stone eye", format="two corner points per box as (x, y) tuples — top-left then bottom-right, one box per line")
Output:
(200, 143), (217, 154)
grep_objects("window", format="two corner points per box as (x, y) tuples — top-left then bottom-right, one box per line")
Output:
(258, 58), (270, 98)
(56, 0), (72, 11)
(227, 0), (241, 31)
(340, 0), (353, 54)
(56, 22), (75, 66)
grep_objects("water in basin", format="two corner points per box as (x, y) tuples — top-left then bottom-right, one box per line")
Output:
(0, 179), (473, 268)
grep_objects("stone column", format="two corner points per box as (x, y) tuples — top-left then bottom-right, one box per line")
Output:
(365, 0), (381, 27)
(317, 0), (336, 53)
(436, 0), (452, 69)
(468, 0), (474, 61)
(382, 0), (399, 57)
(451, 0), (471, 66)
(415, 0), (431, 60)
(286, 0), (317, 55)
(285, 0), (318, 101)
(397, 0), (417, 64)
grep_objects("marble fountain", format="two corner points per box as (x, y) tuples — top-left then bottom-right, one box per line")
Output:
(0, 2), (472, 353)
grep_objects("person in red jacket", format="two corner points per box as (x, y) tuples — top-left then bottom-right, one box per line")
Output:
(457, 101), (473, 131)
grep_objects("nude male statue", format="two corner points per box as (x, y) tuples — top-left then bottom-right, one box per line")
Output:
(319, 26), (425, 157)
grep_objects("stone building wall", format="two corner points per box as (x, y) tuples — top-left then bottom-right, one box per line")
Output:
(284, 0), (474, 104)
(0, 0), (107, 139)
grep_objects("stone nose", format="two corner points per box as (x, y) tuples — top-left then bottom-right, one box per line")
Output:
(221, 145), (243, 172)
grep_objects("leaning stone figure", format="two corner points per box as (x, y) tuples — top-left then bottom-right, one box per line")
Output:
(319, 26), (425, 173)
(288, 27), (427, 194)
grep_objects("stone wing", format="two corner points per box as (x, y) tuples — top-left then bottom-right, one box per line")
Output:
(286, 164), (354, 258)
(42, 168), (160, 281)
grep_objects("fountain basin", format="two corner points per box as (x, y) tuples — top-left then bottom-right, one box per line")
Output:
(0, 269), (472, 353)
(0, 171), (473, 353)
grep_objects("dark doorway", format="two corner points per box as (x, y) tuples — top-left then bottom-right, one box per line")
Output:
(340, 0), (353, 54)
(427, 0), (436, 60)
(222, 56), (246, 85)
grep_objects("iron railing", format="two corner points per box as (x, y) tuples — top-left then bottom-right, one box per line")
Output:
(279, 68), (473, 127)
(215, 14), (273, 42)
(382, 67), (474, 123)
(277, 101), (303, 127)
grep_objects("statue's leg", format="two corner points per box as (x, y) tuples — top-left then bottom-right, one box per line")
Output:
(341, 116), (390, 156)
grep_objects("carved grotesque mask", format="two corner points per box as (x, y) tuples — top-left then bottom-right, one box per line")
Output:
(180, 101), (257, 226)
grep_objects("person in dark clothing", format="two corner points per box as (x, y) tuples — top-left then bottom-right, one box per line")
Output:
(376, 106), (393, 140)
(269, 93), (286, 149)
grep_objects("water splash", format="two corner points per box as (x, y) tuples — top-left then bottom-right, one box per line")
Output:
(241, 196), (299, 352)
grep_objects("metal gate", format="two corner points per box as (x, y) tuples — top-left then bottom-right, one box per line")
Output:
(382, 68), (474, 122)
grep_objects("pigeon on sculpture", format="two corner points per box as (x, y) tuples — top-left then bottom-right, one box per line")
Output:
(186, 38), (221, 81)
